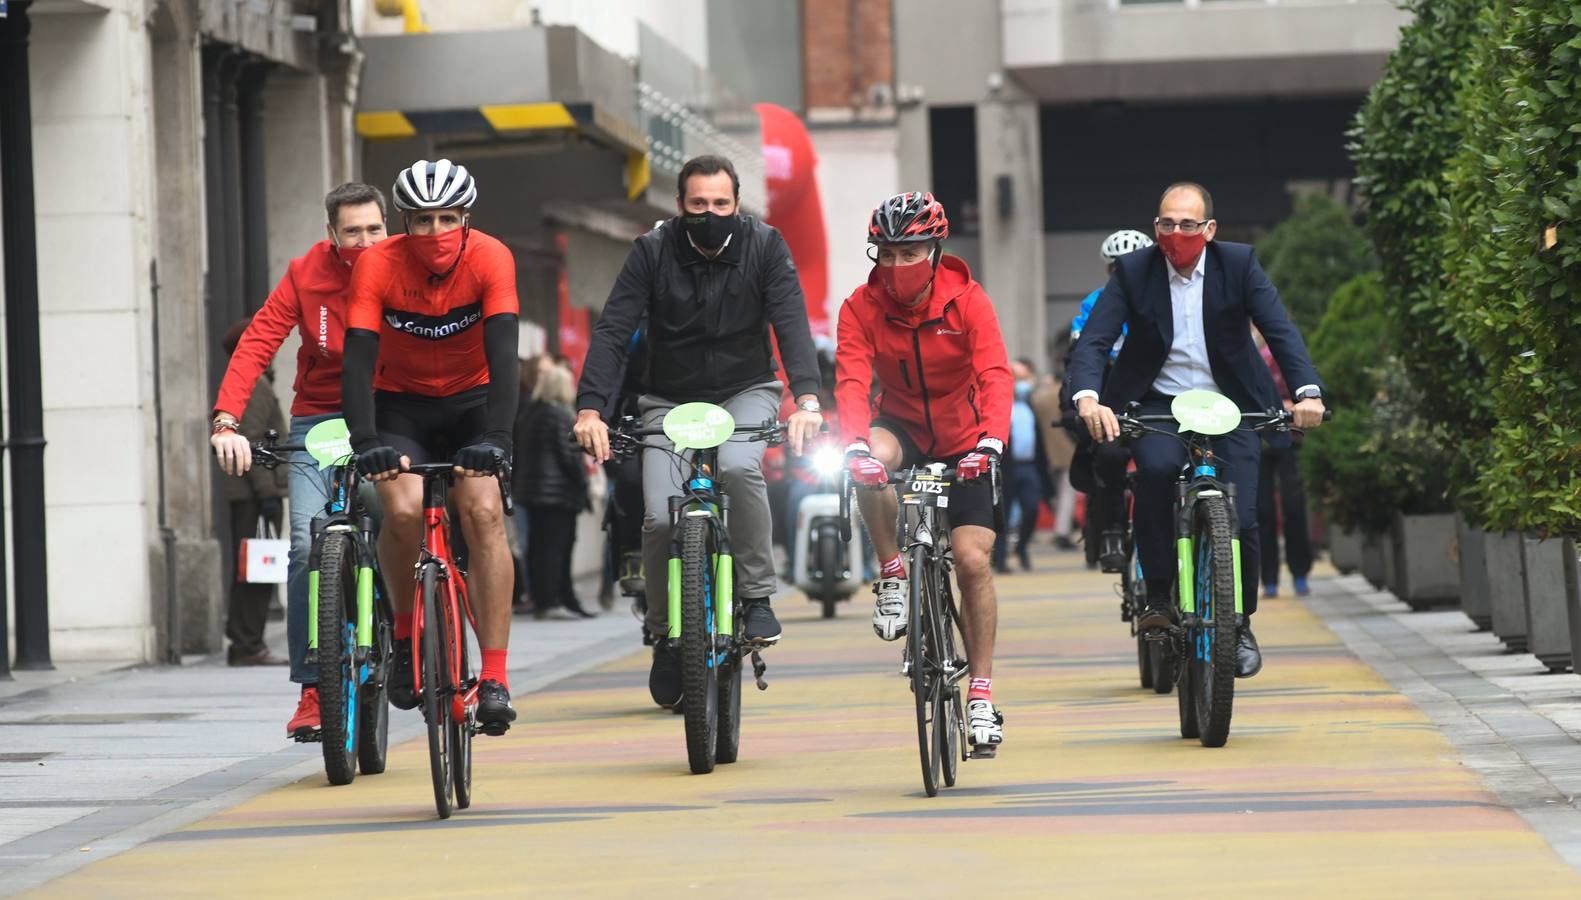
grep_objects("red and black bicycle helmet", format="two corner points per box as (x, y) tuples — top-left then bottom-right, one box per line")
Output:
(868, 192), (950, 244)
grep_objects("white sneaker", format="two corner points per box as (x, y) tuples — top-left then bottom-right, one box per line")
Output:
(967, 698), (1004, 748)
(871, 577), (908, 641)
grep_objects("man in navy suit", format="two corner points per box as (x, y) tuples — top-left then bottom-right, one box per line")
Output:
(1068, 183), (1326, 678)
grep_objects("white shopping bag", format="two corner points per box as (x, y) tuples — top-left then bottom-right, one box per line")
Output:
(238, 516), (289, 584)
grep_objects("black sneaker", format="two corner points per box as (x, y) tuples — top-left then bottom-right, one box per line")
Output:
(649, 640), (683, 708)
(387, 640), (419, 710)
(477, 679), (517, 731)
(1136, 595), (1176, 633)
(1098, 528), (1127, 573)
(743, 600), (782, 644)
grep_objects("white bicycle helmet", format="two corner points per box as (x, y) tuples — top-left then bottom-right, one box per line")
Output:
(393, 159), (477, 211)
(1100, 229), (1153, 262)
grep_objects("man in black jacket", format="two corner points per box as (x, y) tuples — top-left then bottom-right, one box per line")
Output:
(574, 155), (823, 707)
(1069, 182), (1326, 679)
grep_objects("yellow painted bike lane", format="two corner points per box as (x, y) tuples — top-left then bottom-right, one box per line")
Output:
(33, 554), (1581, 898)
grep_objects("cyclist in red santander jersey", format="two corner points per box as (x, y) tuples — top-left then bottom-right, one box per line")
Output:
(341, 159), (521, 732)
(835, 192), (1013, 753)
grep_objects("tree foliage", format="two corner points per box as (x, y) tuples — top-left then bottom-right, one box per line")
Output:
(1256, 193), (1375, 337)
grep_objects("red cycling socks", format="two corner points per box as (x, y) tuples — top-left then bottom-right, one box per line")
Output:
(393, 612), (412, 641)
(879, 555), (906, 580)
(481, 648), (509, 690)
(968, 677), (992, 702)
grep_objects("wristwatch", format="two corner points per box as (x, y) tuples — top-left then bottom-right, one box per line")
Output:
(797, 398), (822, 413)
(1294, 387), (1322, 401)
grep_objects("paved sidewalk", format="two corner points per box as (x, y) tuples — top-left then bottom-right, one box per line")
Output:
(14, 548), (1581, 898)
(0, 575), (646, 893)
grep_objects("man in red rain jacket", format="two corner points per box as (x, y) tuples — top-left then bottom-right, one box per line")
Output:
(834, 191), (1013, 755)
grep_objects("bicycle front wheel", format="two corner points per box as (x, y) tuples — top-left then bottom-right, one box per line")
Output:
(315, 532), (359, 786)
(908, 543), (940, 797)
(419, 563), (454, 818)
(937, 577), (964, 788)
(679, 517), (720, 775)
(1192, 496), (1238, 747)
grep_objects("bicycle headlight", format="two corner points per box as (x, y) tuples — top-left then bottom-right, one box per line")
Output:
(812, 447), (843, 477)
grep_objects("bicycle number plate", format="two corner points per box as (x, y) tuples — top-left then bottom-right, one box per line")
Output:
(663, 402), (735, 450)
(304, 418), (353, 469)
(902, 474), (949, 507)
(1171, 390), (1240, 436)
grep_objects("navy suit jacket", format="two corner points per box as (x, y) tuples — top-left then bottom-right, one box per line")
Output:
(1067, 241), (1322, 416)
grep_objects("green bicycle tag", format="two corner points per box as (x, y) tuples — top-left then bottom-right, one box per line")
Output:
(663, 402), (735, 450)
(303, 418), (354, 469)
(1170, 390), (1240, 436)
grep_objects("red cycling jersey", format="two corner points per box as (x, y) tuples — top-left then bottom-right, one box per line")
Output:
(214, 240), (355, 419)
(834, 255), (1012, 458)
(345, 229), (519, 397)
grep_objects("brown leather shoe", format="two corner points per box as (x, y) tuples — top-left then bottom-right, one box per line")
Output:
(229, 649), (289, 667)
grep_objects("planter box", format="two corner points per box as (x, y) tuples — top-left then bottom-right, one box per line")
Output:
(1456, 515), (1493, 631)
(1329, 527), (1362, 575)
(1360, 530), (1393, 591)
(1563, 540), (1581, 679)
(1486, 531), (1528, 652)
(1390, 512), (1460, 610)
(1522, 534), (1572, 672)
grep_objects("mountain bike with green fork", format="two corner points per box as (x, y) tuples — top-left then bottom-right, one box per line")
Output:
(251, 422), (392, 786)
(606, 403), (785, 775)
(842, 459), (1000, 797)
(403, 459), (513, 819)
(1116, 390), (1323, 747)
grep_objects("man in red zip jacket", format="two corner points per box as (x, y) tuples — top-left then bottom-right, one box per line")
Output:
(835, 192), (1013, 754)
(210, 182), (388, 740)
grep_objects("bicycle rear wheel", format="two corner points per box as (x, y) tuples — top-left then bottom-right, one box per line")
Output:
(450, 578), (474, 809)
(909, 544), (940, 797)
(357, 606), (391, 776)
(679, 517), (719, 774)
(1192, 497), (1238, 747)
(419, 563), (454, 818)
(315, 533), (359, 785)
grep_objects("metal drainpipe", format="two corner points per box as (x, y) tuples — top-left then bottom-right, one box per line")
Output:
(238, 61), (271, 311)
(149, 259), (181, 665)
(0, 0), (53, 671)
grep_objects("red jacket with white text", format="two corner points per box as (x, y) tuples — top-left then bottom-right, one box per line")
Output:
(834, 255), (1012, 458)
(214, 240), (353, 420)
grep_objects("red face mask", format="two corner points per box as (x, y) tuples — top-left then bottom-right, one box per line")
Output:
(408, 225), (467, 277)
(878, 258), (935, 307)
(334, 243), (369, 269)
(1156, 230), (1207, 272)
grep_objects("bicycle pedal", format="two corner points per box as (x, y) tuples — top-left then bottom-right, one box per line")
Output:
(751, 651), (769, 691)
(478, 722), (510, 737)
(968, 745), (998, 760)
(291, 729), (322, 744)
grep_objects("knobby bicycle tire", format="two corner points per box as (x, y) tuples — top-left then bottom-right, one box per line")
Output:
(315, 533), (359, 786)
(679, 517), (719, 775)
(909, 543), (939, 797)
(357, 606), (391, 776)
(1193, 496), (1238, 747)
(715, 572), (743, 765)
(420, 563), (454, 818)
(818, 528), (841, 619)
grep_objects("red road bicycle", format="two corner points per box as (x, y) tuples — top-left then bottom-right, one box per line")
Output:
(402, 461), (512, 819)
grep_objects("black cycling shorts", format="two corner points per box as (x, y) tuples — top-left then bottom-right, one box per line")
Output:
(871, 417), (997, 531)
(374, 387), (490, 465)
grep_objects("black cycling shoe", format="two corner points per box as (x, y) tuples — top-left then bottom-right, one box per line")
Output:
(387, 640), (419, 711)
(743, 600), (782, 644)
(1235, 619), (1263, 679)
(649, 640), (683, 708)
(1098, 528), (1128, 574)
(1136, 598), (1175, 634)
(476, 680), (517, 732)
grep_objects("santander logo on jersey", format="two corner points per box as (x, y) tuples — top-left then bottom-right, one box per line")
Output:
(384, 301), (483, 340)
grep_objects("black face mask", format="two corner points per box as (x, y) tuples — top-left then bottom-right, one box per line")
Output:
(681, 211), (736, 251)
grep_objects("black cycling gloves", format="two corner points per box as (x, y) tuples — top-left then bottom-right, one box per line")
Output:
(356, 446), (404, 478)
(454, 442), (507, 474)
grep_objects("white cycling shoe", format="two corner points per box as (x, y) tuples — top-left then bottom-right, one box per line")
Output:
(872, 578), (908, 641)
(967, 698), (1004, 750)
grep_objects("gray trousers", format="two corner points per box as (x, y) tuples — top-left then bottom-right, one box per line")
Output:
(640, 382), (783, 636)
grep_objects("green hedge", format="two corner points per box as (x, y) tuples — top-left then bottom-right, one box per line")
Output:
(1256, 194), (1375, 337)
(1443, 0), (1581, 532)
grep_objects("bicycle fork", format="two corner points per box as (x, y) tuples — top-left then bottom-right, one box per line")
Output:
(305, 518), (379, 669)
